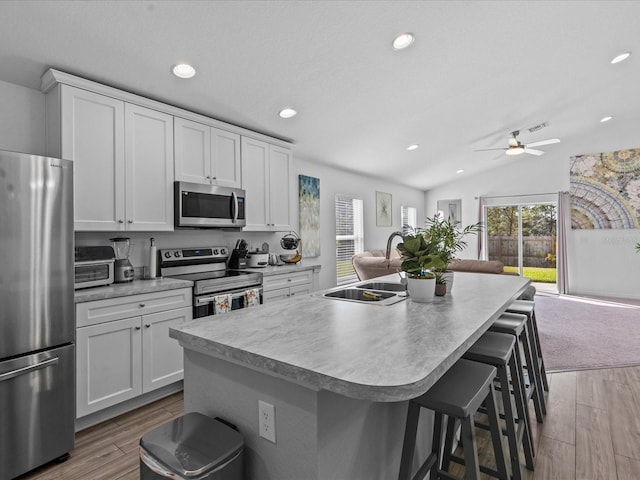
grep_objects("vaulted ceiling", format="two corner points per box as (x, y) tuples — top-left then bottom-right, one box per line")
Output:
(1, 0), (638, 190)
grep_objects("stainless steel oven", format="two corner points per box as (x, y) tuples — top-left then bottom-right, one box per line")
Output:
(159, 246), (263, 319)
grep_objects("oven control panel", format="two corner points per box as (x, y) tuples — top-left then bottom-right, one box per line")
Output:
(160, 246), (228, 260)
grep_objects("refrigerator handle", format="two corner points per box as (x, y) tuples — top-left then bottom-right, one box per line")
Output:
(0, 357), (59, 382)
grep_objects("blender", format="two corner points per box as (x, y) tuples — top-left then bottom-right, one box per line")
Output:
(110, 237), (135, 283)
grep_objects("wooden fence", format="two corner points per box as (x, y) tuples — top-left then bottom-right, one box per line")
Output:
(488, 236), (556, 268)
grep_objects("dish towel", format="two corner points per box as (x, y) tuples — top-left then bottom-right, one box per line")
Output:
(245, 288), (261, 307)
(214, 294), (232, 314)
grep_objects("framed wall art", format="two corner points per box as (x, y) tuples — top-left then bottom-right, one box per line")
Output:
(376, 191), (392, 227)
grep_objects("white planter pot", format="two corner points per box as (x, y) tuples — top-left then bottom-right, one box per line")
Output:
(406, 276), (436, 303)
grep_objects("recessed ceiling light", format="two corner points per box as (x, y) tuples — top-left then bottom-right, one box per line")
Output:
(278, 108), (297, 119)
(456, 169), (465, 174)
(406, 144), (419, 151)
(172, 63), (196, 79)
(393, 33), (415, 51)
(611, 52), (631, 64)
(600, 116), (613, 123)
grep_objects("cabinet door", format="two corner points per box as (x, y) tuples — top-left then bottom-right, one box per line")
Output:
(125, 104), (174, 231)
(76, 317), (142, 418)
(241, 137), (270, 230)
(211, 128), (241, 188)
(174, 117), (211, 184)
(61, 86), (125, 230)
(141, 307), (191, 393)
(268, 145), (292, 231)
(289, 283), (312, 298)
(262, 286), (291, 303)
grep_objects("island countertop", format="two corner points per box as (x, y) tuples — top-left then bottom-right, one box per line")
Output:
(170, 272), (529, 402)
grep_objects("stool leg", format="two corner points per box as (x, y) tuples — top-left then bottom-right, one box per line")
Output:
(484, 384), (509, 480)
(441, 416), (456, 473)
(508, 354), (535, 471)
(529, 310), (549, 392)
(497, 363), (524, 480)
(521, 324), (546, 419)
(428, 412), (444, 480)
(460, 415), (481, 480)
(398, 401), (421, 480)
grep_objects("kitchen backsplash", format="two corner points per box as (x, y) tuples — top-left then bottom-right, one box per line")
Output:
(75, 230), (289, 273)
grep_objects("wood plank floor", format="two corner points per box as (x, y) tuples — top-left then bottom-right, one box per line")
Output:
(17, 365), (640, 479)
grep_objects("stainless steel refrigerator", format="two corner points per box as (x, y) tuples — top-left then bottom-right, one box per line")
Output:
(0, 150), (75, 479)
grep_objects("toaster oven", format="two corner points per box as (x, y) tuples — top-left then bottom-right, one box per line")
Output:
(74, 246), (115, 289)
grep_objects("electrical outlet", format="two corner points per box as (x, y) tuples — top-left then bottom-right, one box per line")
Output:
(258, 400), (276, 443)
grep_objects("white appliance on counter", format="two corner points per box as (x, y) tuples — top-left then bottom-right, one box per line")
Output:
(159, 246), (263, 319)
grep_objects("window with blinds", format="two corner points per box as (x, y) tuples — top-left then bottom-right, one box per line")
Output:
(335, 194), (364, 283)
(401, 205), (417, 233)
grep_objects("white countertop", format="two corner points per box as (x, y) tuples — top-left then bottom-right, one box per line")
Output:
(170, 272), (530, 402)
(74, 277), (194, 303)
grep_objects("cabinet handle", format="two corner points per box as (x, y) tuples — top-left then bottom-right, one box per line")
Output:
(118, 219), (124, 224)
(212, 176), (217, 180)
(139, 303), (146, 308)
(127, 220), (133, 224)
(287, 279), (292, 282)
(135, 326), (141, 330)
(145, 324), (151, 328)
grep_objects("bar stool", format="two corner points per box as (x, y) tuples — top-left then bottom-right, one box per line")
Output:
(398, 359), (508, 480)
(490, 312), (546, 422)
(463, 331), (535, 479)
(506, 299), (549, 392)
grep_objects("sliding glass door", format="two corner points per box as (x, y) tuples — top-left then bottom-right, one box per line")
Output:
(485, 199), (557, 292)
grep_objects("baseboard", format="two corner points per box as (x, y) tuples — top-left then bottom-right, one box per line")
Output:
(75, 381), (183, 432)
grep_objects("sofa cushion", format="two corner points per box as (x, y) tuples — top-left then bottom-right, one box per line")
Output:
(448, 259), (505, 274)
(352, 250), (402, 280)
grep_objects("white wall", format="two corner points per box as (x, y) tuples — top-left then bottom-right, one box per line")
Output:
(425, 145), (640, 300)
(294, 157), (426, 290)
(0, 79), (46, 155)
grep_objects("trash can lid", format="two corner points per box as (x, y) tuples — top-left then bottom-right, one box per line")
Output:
(140, 412), (244, 478)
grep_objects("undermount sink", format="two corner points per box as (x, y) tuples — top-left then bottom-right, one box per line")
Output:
(355, 282), (406, 292)
(322, 287), (406, 305)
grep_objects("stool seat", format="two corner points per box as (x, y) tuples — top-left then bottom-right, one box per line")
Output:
(415, 359), (497, 418)
(508, 299), (535, 314)
(491, 313), (526, 336)
(465, 330), (515, 365)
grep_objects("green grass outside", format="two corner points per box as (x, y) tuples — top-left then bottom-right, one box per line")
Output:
(503, 266), (557, 283)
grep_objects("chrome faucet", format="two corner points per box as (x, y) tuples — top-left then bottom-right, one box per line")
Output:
(386, 231), (404, 260)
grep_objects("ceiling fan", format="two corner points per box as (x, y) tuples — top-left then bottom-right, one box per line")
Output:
(476, 129), (560, 156)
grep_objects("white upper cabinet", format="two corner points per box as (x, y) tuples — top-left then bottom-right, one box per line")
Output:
(60, 86), (125, 231)
(52, 85), (174, 231)
(175, 117), (241, 188)
(124, 104), (174, 231)
(241, 137), (292, 231)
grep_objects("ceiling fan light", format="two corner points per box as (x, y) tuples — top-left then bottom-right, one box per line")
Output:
(506, 146), (524, 156)
(611, 52), (631, 64)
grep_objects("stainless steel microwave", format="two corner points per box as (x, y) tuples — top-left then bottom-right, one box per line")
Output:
(174, 182), (246, 229)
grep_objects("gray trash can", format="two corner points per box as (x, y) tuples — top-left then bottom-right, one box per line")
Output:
(140, 412), (244, 480)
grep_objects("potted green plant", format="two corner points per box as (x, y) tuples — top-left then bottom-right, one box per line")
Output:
(434, 271), (447, 296)
(423, 214), (483, 293)
(396, 229), (446, 302)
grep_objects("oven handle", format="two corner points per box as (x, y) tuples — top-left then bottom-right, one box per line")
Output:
(196, 289), (261, 306)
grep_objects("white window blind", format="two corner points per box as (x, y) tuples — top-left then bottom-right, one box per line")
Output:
(335, 194), (364, 283)
(401, 205), (417, 233)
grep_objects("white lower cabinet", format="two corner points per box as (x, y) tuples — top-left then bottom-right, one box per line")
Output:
(75, 288), (192, 418)
(262, 270), (315, 303)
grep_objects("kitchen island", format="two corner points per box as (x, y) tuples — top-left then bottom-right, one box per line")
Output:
(170, 272), (530, 479)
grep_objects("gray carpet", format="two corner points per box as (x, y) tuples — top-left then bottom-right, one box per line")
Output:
(535, 293), (640, 372)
